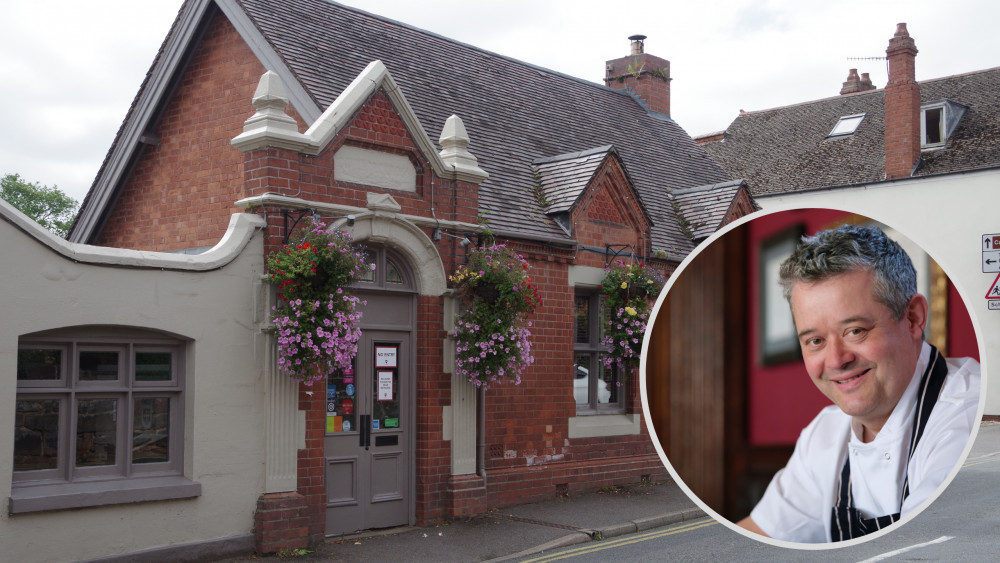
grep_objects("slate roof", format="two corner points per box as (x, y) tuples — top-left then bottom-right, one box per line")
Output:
(703, 67), (1000, 196)
(533, 146), (614, 215)
(672, 180), (747, 241)
(232, 0), (731, 254)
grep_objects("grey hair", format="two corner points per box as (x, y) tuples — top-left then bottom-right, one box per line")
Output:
(778, 224), (917, 320)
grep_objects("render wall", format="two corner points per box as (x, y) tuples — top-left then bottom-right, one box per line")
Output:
(0, 205), (268, 562)
(756, 168), (1000, 415)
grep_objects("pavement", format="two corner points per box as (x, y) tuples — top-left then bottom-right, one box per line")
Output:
(221, 478), (703, 562)
(216, 422), (1000, 562)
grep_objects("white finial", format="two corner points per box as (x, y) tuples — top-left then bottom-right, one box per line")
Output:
(439, 115), (487, 182)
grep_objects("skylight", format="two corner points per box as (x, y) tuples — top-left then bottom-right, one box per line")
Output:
(828, 113), (865, 137)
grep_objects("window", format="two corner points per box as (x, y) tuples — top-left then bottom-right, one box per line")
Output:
(920, 100), (967, 150)
(358, 247), (414, 290)
(11, 330), (198, 514)
(922, 105), (944, 146)
(574, 291), (624, 414)
(827, 113), (865, 138)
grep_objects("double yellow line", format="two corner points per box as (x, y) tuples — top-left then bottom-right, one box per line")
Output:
(521, 517), (718, 562)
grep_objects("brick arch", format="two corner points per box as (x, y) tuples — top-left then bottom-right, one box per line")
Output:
(335, 214), (446, 297)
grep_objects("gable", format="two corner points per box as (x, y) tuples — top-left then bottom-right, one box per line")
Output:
(569, 154), (651, 255)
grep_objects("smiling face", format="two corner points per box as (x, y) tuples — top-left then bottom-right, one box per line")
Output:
(790, 269), (927, 439)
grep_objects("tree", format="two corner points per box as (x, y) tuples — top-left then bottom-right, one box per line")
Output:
(0, 173), (79, 238)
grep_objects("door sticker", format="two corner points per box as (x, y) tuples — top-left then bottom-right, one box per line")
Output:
(384, 417), (399, 428)
(378, 370), (394, 401)
(375, 346), (398, 367)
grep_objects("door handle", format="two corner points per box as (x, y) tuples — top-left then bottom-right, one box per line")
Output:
(359, 414), (371, 450)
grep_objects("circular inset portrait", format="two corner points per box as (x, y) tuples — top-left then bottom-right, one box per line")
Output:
(641, 207), (983, 547)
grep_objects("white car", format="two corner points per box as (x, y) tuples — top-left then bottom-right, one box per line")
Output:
(573, 365), (612, 404)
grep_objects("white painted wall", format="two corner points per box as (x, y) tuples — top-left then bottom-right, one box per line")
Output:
(755, 168), (999, 415)
(0, 201), (270, 562)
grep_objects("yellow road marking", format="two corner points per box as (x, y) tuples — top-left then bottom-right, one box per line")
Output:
(520, 517), (718, 563)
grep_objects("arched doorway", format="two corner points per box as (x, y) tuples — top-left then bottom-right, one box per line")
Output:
(324, 246), (417, 535)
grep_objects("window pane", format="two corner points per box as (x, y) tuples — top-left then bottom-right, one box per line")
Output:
(573, 353), (591, 406)
(575, 296), (590, 344)
(17, 349), (62, 381)
(598, 361), (620, 405)
(386, 258), (404, 285)
(80, 351), (119, 381)
(133, 398), (170, 464)
(136, 352), (172, 382)
(76, 398), (117, 467)
(14, 400), (60, 471)
(924, 107), (943, 144)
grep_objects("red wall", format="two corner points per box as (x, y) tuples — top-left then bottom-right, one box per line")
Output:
(744, 208), (978, 446)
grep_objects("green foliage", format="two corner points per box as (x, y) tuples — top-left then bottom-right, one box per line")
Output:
(0, 173), (79, 238)
(450, 245), (541, 389)
(265, 219), (373, 384)
(600, 261), (665, 373)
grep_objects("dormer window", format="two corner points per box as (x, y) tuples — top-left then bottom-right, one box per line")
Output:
(921, 99), (967, 150)
(828, 113), (865, 138)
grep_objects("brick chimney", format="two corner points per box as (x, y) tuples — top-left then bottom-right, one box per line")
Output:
(840, 68), (876, 95)
(604, 35), (671, 116)
(884, 23), (920, 179)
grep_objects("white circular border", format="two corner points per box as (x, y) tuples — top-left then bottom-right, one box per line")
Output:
(639, 205), (989, 550)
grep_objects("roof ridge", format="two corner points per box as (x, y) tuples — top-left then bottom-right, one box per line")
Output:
(533, 145), (615, 165)
(320, 0), (632, 98)
(736, 65), (1000, 118)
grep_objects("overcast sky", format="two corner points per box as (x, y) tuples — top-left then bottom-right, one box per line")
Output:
(1, 0), (998, 204)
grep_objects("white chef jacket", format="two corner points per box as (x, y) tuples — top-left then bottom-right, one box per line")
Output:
(750, 341), (980, 543)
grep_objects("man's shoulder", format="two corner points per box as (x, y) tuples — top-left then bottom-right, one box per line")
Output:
(795, 404), (851, 454)
(939, 355), (981, 406)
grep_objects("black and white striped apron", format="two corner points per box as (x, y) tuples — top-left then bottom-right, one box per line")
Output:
(830, 345), (948, 541)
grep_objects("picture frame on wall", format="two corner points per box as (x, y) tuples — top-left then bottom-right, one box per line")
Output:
(759, 225), (803, 365)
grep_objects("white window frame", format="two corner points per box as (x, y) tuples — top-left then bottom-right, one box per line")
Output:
(921, 102), (947, 149)
(827, 113), (865, 138)
(11, 330), (199, 514)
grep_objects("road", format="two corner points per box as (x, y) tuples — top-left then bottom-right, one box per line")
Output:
(514, 422), (1000, 562)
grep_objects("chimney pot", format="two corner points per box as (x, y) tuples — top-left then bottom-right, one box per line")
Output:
(628, 34), (647, 55)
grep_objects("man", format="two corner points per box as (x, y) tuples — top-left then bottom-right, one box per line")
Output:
(738, 224), (980, 543)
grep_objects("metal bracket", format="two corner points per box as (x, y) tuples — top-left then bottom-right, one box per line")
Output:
(605, 244), (636, 268)
(282, 208), (315, 244)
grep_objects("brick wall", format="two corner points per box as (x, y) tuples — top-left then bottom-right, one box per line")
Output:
(605, 52), (671, 116)
(96, 11), (271, 251)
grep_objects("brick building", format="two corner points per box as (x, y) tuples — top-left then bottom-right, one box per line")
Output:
(59, 0), (753, 555)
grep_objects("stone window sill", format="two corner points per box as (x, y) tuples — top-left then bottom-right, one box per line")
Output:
(9, 475), (201, 514)
(568, 413), (641, 439)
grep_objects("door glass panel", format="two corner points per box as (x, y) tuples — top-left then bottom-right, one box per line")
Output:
(573, 352), (590, 406)
(14, 399), (60, 471)
(17, 349), (62, 381)
(80, 350), (119, 381)
(372, 344), (400, 430)
(327, 363), (358, 433)
(133, 397), (170, 463)
(76, 398), (117, 467)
